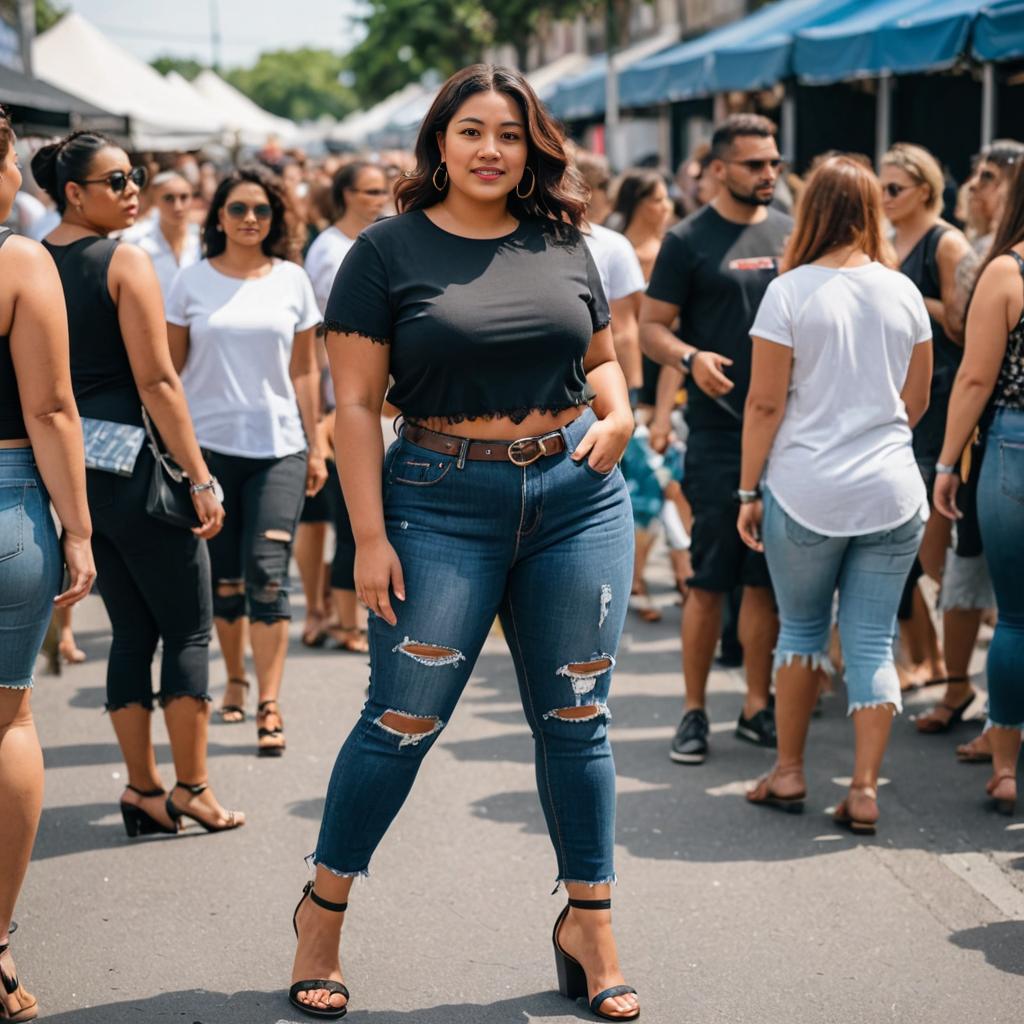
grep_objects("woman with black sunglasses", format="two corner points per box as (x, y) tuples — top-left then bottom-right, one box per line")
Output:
(32, 130), (244, 837)
(166, 167), (326, 754)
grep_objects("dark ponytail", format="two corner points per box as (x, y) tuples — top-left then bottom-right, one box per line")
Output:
(31, 131), (116, 213)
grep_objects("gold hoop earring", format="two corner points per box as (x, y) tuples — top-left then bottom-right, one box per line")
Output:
(515, 166), (536, 199)
(432, 163), (448, 191)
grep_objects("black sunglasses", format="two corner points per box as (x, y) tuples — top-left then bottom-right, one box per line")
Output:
(346, 187), (389, 197)
(728, 158), (783, 172)
(225, 201), (273, 220)
(883, 183), (911, 198)
(76, 166), (148, 193)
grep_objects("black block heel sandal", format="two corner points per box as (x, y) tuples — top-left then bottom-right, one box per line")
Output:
(120, 785), (178, 837)
(165, 782), (244, 833)
(552, 898), (639, 1021)
(289, 881), (350, 1020)
(0, 923), (38, 1023)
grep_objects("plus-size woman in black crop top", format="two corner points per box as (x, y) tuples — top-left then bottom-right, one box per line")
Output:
(291, 66), (640, 1023)
(33, 130), (243, 843)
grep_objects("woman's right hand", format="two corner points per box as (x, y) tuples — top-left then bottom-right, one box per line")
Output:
(355, 535), (405, 626)
(191, 489), (225, 540)
(55, 531), (97, 608)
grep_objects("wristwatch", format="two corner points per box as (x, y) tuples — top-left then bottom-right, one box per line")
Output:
(681, 349), (699, 373)
(189, 477), (223, 503)
(934, 462), (958, 475)
(735, 487), (762, 504)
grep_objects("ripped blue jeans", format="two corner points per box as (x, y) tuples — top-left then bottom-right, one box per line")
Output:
(314, 408), (634, 886)
(762, 489), (924, 714)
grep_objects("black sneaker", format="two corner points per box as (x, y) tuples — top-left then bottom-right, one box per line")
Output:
(670, 709), (709, 764)
(736, 707), (777, 748)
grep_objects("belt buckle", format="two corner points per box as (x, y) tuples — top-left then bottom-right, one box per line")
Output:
(508, 435), (547, 467)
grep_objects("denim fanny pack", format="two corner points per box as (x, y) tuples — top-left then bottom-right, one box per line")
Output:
(81, 417), (146, 477)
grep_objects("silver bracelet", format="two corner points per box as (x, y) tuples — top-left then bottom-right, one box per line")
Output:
(934, 462), (958, 476)
(189, 477), (219, 495)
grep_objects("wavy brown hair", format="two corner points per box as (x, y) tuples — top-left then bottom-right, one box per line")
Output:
(980, 159), (1024, 276)
(394, 64), (587, 232)
(782, 154), (895, 271)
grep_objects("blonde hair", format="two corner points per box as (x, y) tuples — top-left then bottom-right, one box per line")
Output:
(882, 142), (944, 216)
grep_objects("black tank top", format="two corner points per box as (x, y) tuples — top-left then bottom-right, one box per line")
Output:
(42, 236), (143, 427)
(0, 230), (28, 440)
(900, 224), (961, 399)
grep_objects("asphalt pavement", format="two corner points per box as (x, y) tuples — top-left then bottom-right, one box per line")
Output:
(16, 560), (1024, 1023)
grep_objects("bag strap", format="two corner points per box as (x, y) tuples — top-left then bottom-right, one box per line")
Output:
(141, 407), (188, 483)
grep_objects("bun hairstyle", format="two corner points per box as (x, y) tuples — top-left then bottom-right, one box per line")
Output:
(31, 131), (116, 213)
(202, 165), (287, 259)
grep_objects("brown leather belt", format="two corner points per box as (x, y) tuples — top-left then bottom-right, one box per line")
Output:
(401, 422), (567, 467)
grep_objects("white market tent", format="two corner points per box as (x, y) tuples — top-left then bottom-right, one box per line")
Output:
(329, 82), (429, 146)
(33, 13), (221, 150)
(192, 70), (298, 146)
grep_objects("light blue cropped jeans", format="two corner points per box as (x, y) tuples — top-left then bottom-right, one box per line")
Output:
(762, 489), (924, 714)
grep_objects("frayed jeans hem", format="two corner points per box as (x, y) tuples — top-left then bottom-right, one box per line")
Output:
(773, 649), (835, 676)
(552, 875), (617, 894)
(0, 678), (32, 690)
(847, 698), (901, 717)
(307, 853), (369, 879)
(986, 720), (1024, 731)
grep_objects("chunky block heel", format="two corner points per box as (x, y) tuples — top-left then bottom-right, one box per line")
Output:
(119, 785), (177, 837)
(0, 923), (38, 1022)
(552, 898), (639, 1021)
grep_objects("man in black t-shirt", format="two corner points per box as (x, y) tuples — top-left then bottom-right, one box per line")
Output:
(640, 114), (792, 765)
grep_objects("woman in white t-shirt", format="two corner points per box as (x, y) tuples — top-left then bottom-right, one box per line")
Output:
(297, 161), (389, 654)
(167, 167), (326, 756)
(737, 155), (933, 835)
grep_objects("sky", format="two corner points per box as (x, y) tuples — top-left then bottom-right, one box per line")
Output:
(62, 0), (363, 70)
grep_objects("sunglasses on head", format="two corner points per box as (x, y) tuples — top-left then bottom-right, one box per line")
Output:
(76, 166), (148, 193)
(729, 158), (783, 172)
(225, 201), (273, 220)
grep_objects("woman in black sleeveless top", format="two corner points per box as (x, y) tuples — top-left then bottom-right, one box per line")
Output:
(33, 132), (244, 838)
(0, 106), (95, 1024)
(880, 143), (973, 689)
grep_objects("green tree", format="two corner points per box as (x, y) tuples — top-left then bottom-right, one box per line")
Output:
(225, 48), (356, 122)
(35, 0), (66, 32)
(150, 55), (205, 81)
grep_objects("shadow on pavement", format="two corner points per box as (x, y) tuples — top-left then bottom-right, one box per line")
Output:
(949, 921), (1024, 976)
(43, 740), (246, 770)
(40, 987), (598, 1023)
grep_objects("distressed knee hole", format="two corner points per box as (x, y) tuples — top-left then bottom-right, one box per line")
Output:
(392, 636), (466, 667)
(557, 654), (615, 695)
(216, 580), (245, 597)
(543, 702), (611, 722)
(375, 709), (444, 747)
(264, 529), (292, 543)
(253, 580), (281, 603)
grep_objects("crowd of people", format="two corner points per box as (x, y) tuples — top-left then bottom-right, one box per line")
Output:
(0, 58), (1022, 1021)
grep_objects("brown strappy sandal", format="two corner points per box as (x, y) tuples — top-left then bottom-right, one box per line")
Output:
(0, 924), (38, 1023)
(746, 764), (806, 814)
(834, 785), (879, 835)
(218, 677), (250, 724)
(986, 771), (1017, 816)
(257, 700), (286, 757)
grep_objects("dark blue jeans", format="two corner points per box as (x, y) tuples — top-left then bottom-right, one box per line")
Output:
(314, 409), (634, 887)
(979, 407), (1024, 728)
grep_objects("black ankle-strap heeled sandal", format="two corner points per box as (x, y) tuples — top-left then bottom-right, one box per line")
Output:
(552, 897), (639, 1021)
(1, 922), (39, 1023)
(119, 784), (177, 838)
(165, 782), (243, 834)
(290, 881), (350, 1020)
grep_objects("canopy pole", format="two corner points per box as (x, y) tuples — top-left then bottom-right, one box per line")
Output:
(781, 85), (796, 167)
(875, 72), (892, 167)
(604, 0), (622, 171)
(981, 63), (996, 150)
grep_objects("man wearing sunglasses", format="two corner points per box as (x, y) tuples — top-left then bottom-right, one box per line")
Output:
(640, 114), (792, 766)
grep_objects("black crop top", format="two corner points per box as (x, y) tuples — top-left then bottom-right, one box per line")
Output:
(0, 230), (28, 441)
(43, 236), (143, 427)
(323, 210), (610, 423)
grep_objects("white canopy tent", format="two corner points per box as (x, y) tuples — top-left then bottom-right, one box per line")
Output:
(329, 82), (429, 147)
(192, 70), (298, 147)
(33, 13), (221, 150)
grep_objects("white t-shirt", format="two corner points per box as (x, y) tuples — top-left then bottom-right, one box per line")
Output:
(126, 218), (202, 302)
(583, 223), (646, 301)
(166, 259), (321, 459)
(304, 225), (356, 314)
(750, 261), (932, 536)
